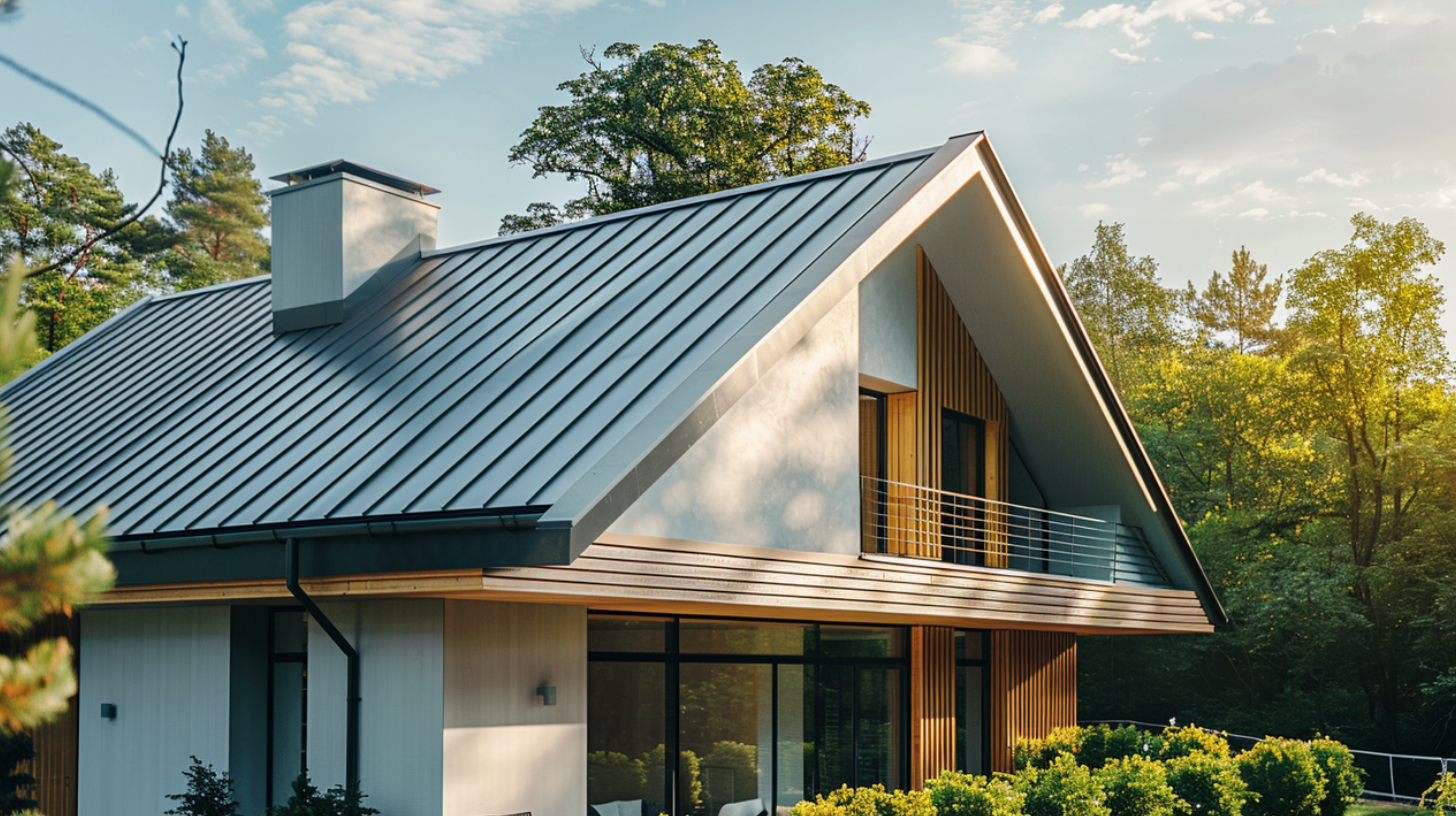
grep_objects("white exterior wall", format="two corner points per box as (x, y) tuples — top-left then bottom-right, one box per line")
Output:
(78, 606), (232, 816)
(859, 244), (918, 392)
(609, 289), (862, 555)
(442, 601), (587, 816)
(307, 599), (444, 816)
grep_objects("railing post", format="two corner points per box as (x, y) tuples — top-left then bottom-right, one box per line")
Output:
(1390, 755), (1396, 797)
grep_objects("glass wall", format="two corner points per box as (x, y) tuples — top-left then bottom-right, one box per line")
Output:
(588, 616), (907, 816)
(954, 630), (989, 776)
(268, 609), (308, 806)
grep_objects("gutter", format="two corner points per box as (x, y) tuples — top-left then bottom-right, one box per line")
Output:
(120, 510), (544, 554)
(285, 538), (360, 792)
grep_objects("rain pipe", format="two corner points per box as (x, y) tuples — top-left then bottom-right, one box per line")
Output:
(284, 537), (360, 792)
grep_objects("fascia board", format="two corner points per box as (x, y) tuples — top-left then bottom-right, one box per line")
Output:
(539, 133), (987, 558)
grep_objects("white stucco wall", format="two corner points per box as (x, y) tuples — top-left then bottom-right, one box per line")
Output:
(609, 289), (862, 555)
(441, 601), (587, 816)
(308, 599), (445, 816)
(859, 244), (918, 391)
(78, 606), (232, 816)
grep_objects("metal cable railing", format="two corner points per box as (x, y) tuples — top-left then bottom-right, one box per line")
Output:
(860, 476), (1170, 587)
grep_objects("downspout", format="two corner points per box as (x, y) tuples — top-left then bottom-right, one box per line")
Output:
(284, 538), (360, 792)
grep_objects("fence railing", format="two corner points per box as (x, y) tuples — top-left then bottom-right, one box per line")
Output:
(1082, 719), (1454, 805)
(860, 477), (1170, 587)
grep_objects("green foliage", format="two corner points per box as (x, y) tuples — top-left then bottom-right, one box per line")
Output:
(1157, 727), (1232, 761)
(1421, 772), (1456, 811)
(1238, 739), (1326, 816)
(502, 39), (869, 233)
(790, 784), (935, 816)
(265, 772), (379, 816)
(1308, 738), (1364, 816)
(1187, 247), (1283, 354)
(164, 756), (240, 816)
(166, 130), (269, 289)
(1016, 727), (1085, 771)
(1017, 754), (1110, 816)
(0, 731), (36, 814)
(1163, 751), (1249, 816)
(926, 771), (1025, 816)
(1095, 756), (1180, 816)
(1079, 726), (1161, 770)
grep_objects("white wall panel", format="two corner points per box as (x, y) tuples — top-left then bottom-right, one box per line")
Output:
(859, 244), (918, 391)
(78, 606), (231, 816)
(442, 601), (587, 816)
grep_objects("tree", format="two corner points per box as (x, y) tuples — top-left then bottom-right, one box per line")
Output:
(0, 123), (171, 353)
(0, 732), (36, 814)
(1060, 221), (1175, 393)
(1189, 247), (1282, 354)
(502, 39), (870, 234)
(166, 130), (269, 290)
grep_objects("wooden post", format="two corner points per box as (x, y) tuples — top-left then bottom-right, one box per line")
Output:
(910, 626), (956, 788)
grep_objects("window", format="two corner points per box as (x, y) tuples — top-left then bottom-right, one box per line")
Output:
(268, 608), (308, 806)
(860, 390), (887, 554)
(942, 409), (986, 566)
(954, 630), (989, 775)
(588, 616), (908, 816)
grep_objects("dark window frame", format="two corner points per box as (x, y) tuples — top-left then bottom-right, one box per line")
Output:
(859, 388), (889, 554)
(266, 606), (308, 808)
(954, 630), (991, 776)
(942, 408), (987, 566)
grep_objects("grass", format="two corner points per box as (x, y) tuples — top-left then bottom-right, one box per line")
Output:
(1348, 802), (1426, 816)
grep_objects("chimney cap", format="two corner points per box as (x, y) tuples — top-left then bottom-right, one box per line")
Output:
(269, 159), (441, 196)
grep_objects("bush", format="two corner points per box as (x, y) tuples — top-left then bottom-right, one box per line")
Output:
(1163, 751), (1249, 816)
(1096, 756), (1179, 816)
(1307, 737), (1364, 816)
(165, 756), (240, 816)
(0, 732), (36, 815)
(1157, 726), (1232, 761)
(1422, 772), (1456, 812)
(1017, 727), (1085, 771)
(1018, 754), (1110, 816)
(1238, 738), (1326, 816)
(790, 784), (935, 816)
(927, 771), (1025, 816)
(1078, 726), (1161, 770)
(265, 773), (379, 816)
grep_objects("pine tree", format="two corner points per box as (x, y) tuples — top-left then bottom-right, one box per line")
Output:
(165, 756), (241, 816)
(1189, 246), (1282, 354)
(167, 130), (269, 290)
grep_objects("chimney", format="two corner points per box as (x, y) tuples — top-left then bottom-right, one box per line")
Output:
(267, 160), (441, 333)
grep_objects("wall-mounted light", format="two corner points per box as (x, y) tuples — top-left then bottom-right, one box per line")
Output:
(536, 685), (557, 706)
(100, 703), (117, 720)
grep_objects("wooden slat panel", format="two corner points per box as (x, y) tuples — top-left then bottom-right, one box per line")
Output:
(989, 630), (1076, 773)
(887, 392), (930, 557)
(910, 626), (956, 788)
(917, 247), (1011, 566)
(0, 614), (78, 816)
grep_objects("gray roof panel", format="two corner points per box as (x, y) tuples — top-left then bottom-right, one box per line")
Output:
(0, 150), (933, 541)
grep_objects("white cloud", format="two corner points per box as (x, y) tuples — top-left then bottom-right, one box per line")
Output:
(1091, 158), (1147, 187)
(1033, 2), (1063, 23)
(250, 0), (598, 132)
(1298, 168), (1368, 187)
(175, 2), (192, 17)
(1247, 7), (1273, 24)
(1238, 207), (1270, 219)
(937, 1), (1031, 75)
(1065, 0), (1256, 48)
(1158, 180), (1181, 192)
(936, 39), (1018, 75)
(1110, 48), (1147, 63)
(1239, 180), (1292, 203)
(1079, 202), (1111, 216)
(1192, 30), (1216, 39)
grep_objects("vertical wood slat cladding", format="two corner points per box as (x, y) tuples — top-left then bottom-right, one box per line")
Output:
(886, 392), (925, 556)
(989, 630), (1077, 773)
(917, 247), (1011, 563)
(910, 626), (957, 788)
(0, 614), (78, 816)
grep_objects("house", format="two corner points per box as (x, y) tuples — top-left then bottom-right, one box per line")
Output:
(1, 133), (1222, 816)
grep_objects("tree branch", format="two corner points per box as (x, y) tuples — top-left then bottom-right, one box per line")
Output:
(4, 37), (187, 278)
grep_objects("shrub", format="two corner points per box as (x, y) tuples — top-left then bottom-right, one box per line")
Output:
(1082, 726), (1161, 770)
(1096, 755), (1179, 816)
(265, 773), (379, 816)
(1422, 772), (1456, 812)
(790, 784), (935, 816)
(1307, 738), (1364, 816)
(1017, 753), (1110, 816)
(1238, 738), (1326, 816)
(1157, 726), (1232, 761)
(165, 756), (240, 816)
(0, 732), (36, 815)
(1017, 727), (1086, 771)
(1163, 751), (1249, 816)
(927, 771), (1025, 816)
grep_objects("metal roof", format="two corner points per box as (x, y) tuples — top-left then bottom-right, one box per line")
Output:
(0, 148), (934, 545)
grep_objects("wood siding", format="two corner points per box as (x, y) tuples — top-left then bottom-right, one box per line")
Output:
(989, 630), (1077, 773)
(0, 614), (78, 816)
(910, 626), (956, 788)
(99, 535), (1213, 635)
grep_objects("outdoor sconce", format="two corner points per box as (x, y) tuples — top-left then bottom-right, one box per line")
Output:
(100, 703), (117, 720)
(536, 685), (557, 706)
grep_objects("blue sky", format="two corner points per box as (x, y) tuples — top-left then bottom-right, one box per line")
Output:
(4, 0), (1454, 337)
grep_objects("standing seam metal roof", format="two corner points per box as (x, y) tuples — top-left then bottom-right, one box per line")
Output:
(0, 149), (934, 541)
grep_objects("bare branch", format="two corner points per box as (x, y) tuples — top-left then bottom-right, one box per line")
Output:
(5, 37), (187, 278)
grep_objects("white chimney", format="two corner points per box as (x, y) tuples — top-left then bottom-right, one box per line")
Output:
(268, 160), (441, 333)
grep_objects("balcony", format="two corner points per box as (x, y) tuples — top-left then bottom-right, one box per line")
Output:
(859, 476), (1171, 587)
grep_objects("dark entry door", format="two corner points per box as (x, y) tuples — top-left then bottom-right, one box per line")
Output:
(941, 409), (985, 565)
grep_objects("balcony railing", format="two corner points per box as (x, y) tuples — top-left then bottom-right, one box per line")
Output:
(860, 476), (1171, 587)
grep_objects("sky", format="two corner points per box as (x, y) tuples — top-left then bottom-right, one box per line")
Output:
(3, 0), (1454, 338)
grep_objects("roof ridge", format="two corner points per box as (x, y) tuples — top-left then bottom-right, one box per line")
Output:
(426, 145), (942, 259)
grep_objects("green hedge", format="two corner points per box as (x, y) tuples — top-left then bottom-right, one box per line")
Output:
(793, 725), (1373, 816)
